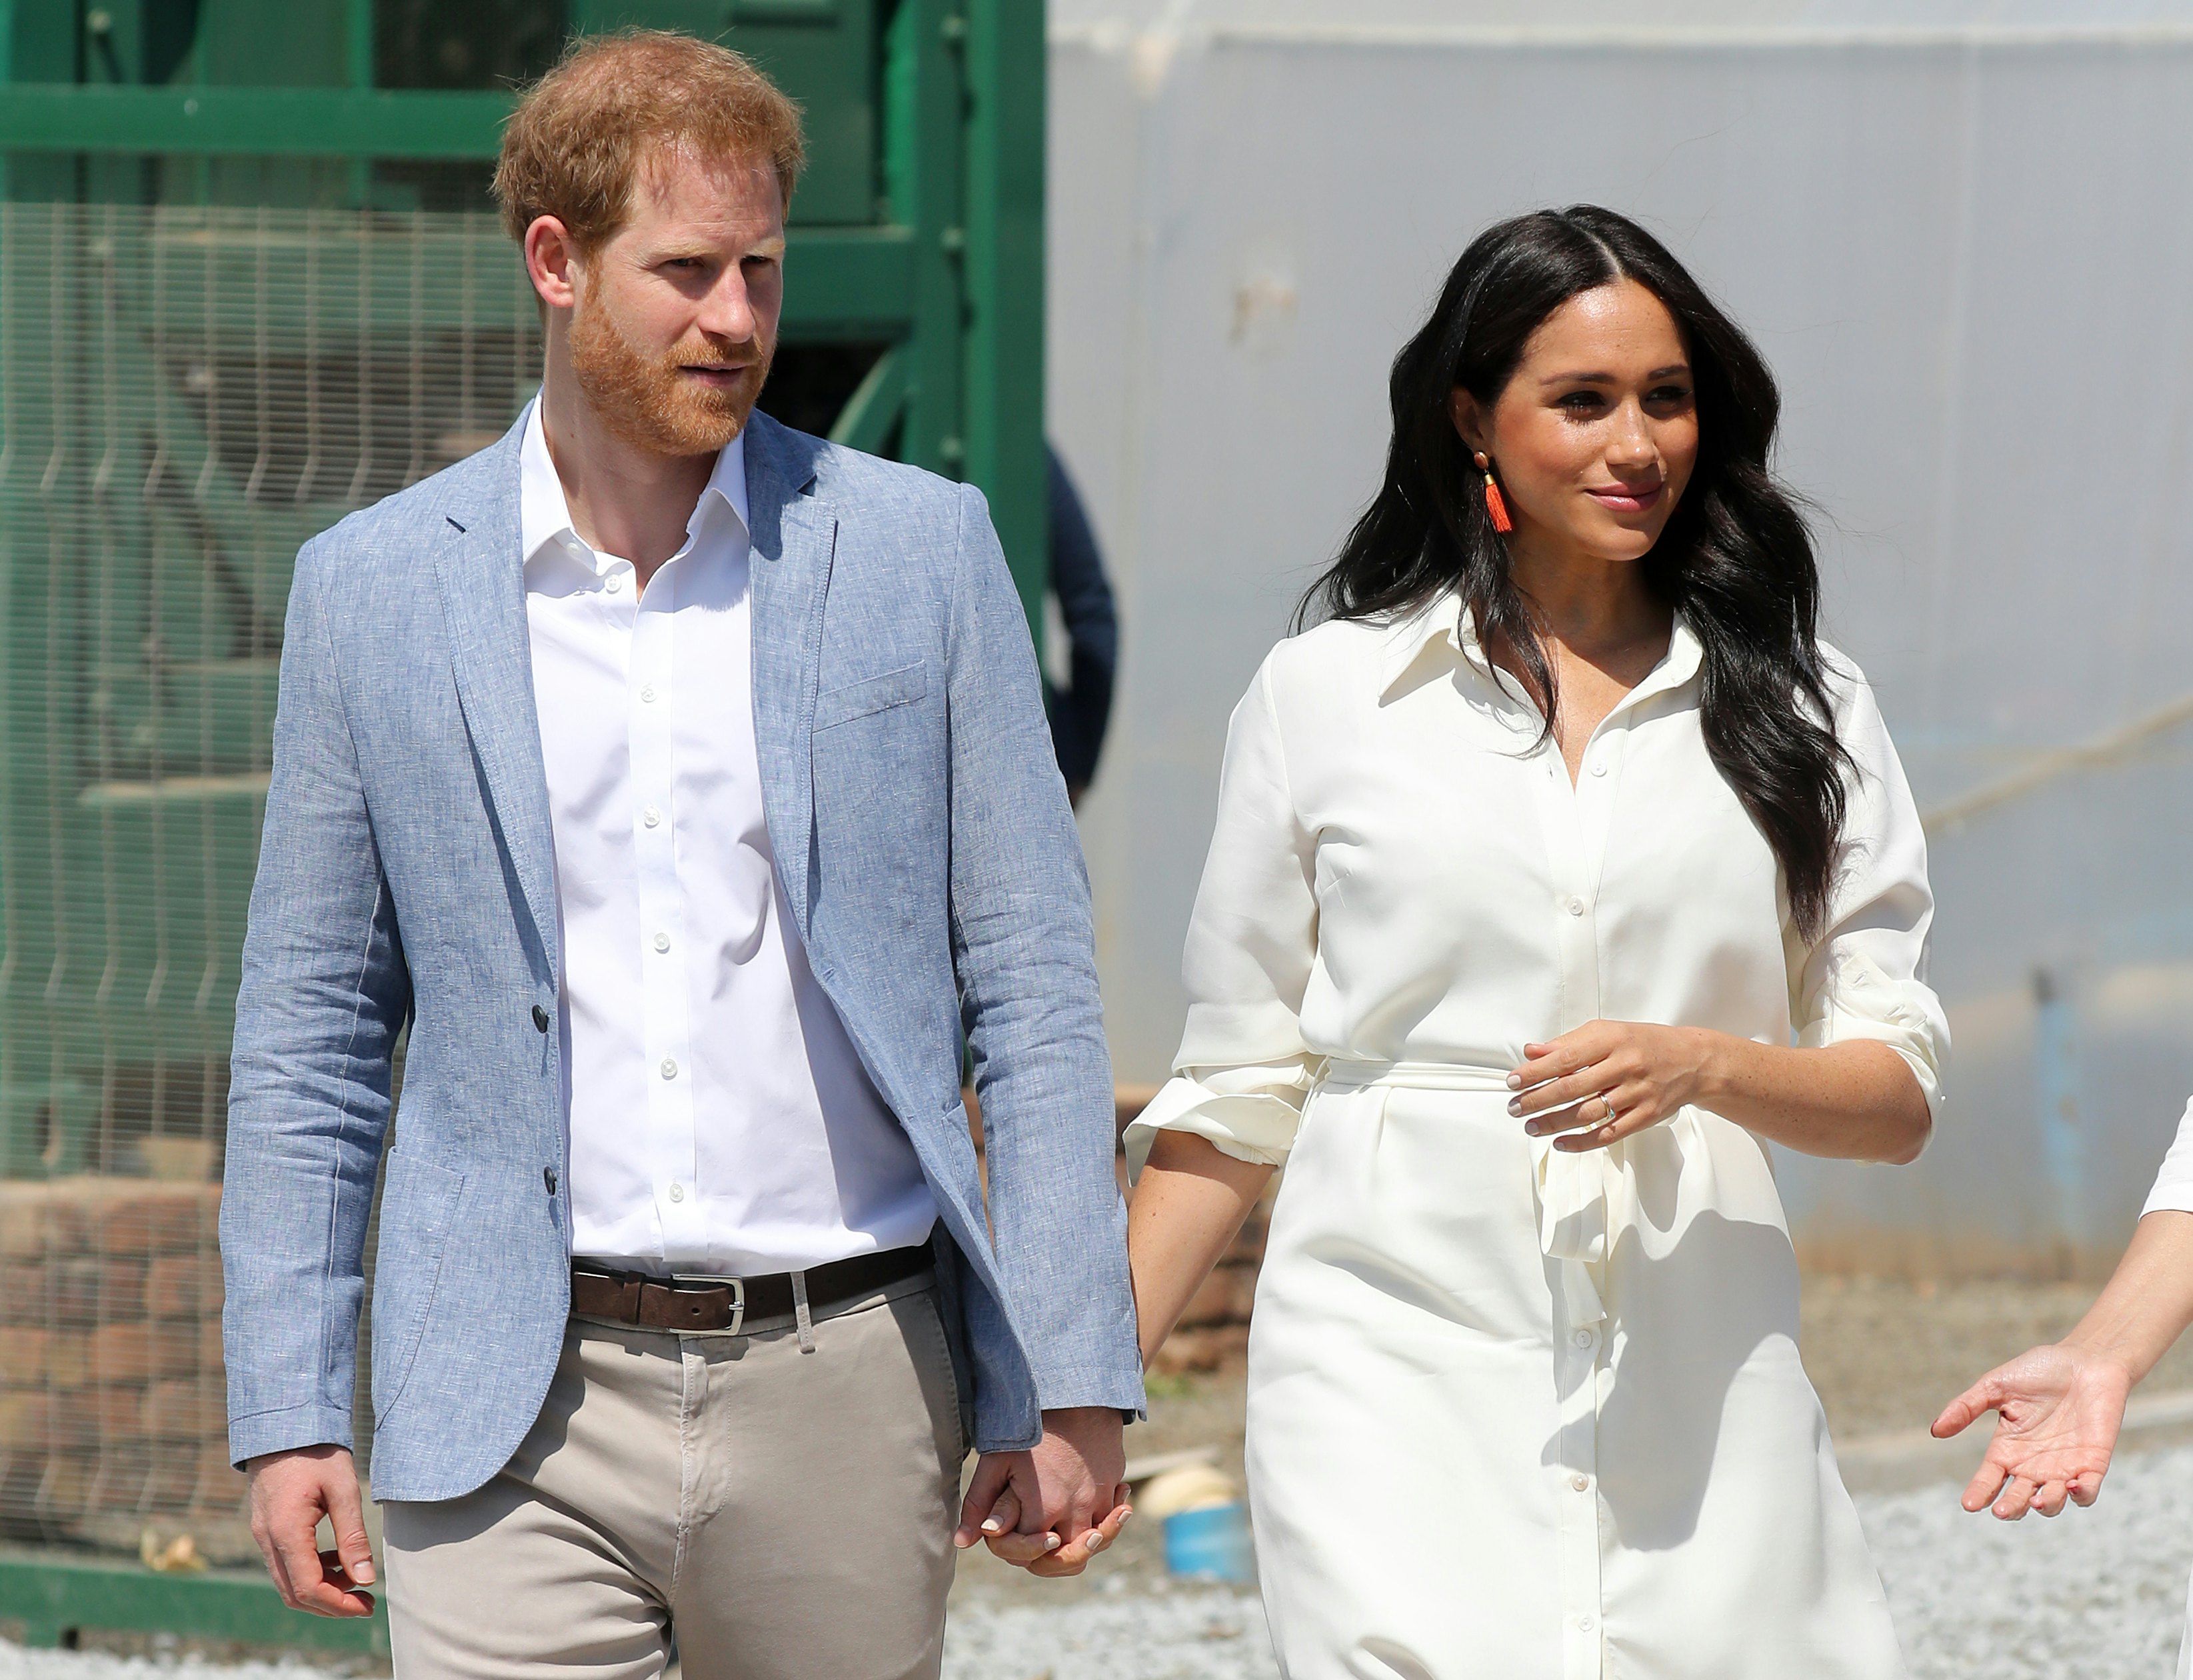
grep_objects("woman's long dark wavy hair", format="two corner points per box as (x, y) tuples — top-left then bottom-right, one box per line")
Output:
(1300, 205), (1851, 938)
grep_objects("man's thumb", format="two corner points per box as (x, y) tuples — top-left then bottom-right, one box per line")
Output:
(325, 1471), (376, 1586)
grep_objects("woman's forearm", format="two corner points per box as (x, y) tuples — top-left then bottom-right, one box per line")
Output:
(1126, 1131), (1277, 1369)
(2058, 1210), (2193, 1387)
(1695, 1034), (1931, 1164)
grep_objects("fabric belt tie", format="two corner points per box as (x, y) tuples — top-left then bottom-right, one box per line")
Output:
(570, 1243), (932, 1335)
(1316, 1059), (1629, 1329)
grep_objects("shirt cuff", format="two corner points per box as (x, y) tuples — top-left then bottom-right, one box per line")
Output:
(1796, 949), (1948, 1119)
(1122, 1065), (1308, 1180)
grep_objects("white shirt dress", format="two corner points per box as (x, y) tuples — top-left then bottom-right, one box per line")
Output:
(1126, 597), (1949, 1680)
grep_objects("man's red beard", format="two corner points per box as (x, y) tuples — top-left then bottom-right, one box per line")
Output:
(567, 295), (771, 457)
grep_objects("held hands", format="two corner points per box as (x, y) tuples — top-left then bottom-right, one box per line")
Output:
(1932, 1343), (2134, 1519)
(953, 1405), (1131, 1577)
(1508, 1021), (1713, 1153)
(245, 1444), (377, 1616)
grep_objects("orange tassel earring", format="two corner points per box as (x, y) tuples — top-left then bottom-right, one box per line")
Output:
(1475, 451), (1513, 533)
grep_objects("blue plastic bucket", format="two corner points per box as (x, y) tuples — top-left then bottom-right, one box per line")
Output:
(1162, 1501), (1255, 1583)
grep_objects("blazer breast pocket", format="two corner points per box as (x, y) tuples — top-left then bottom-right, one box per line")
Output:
(813, 660), (929, 732)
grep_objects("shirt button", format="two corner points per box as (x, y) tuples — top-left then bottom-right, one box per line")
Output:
(1566, 896), (1586, 916)
(643, 807), (661, 829)
(653, 932), (671, 953)
(1590, 760), (1608, 777)
(641, 685), (657, 703)
(668, 1181), (685, 1203)
(1579, 1615), (1596, 1633)
(1571, 1473), (1591, 1493)
(659, 1058), (678, 1081)
(531, 1003), (550, 1033)
(1573, 1329), (1594, 1347)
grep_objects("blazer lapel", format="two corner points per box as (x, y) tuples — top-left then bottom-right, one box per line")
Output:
(429, 428), (561, 979)
(744, 412), (837, 935)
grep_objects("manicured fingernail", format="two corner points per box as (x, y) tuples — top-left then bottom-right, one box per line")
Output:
(1088, 1535), (1108, 1553)
(1118, 1508), (1133, 1523)
(1044, 1534), (1061, 1551)
(1507, 1098), (1522, 1115)
(981, 1518), (1004, 1533)
(1506, 1072), (1522, 1089)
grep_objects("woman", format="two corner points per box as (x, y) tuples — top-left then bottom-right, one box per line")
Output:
(1124, 207), (1946, 1679)
(1935, 1104), (2193, 1675)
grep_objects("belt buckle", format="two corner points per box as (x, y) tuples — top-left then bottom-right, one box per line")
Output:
(672, 1274), (746, 1337)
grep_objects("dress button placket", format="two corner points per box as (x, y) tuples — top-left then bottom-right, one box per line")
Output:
(1528, 733), (1610, 1679)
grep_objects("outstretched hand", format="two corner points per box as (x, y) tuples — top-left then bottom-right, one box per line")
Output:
(1932, 1342), (2134, 1519)
(953, 1405), (1130, 1577)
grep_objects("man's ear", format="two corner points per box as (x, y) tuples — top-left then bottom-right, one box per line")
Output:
(524, 215), (582, 313)
(1448, 387), (1488, 456)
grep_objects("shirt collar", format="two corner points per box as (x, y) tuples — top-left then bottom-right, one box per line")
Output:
(518, 396), (751, 573)
(1374, 587), (1706, 713)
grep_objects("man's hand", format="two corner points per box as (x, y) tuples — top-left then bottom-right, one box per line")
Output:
(246, 1444), (377, 1615)
(953, 1406), (1130, 1577)
(1932, 1342), (2134, 1519)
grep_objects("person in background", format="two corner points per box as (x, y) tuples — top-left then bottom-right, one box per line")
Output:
(1122, 206), (1944, 1677)
(1045, 446), (1118, 806)
(219, 31), (1138, 1677)
(1936, 1100), (2193, 1676)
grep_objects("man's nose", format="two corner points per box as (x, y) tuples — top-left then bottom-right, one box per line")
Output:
(699, 271), (759, 343)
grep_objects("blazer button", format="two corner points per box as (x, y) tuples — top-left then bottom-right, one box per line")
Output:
(533, 1003), (551, 1033)
(544, 1166), (559, 1195)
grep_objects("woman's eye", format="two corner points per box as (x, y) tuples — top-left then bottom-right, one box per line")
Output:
(1647, 385), (1693, 407)
(1558, 391), (1604, 412)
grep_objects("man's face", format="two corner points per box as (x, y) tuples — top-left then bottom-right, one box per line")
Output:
(565, 145), (787, 458)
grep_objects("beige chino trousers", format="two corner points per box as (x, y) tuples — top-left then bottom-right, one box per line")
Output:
(381, 1273), (965, 1679)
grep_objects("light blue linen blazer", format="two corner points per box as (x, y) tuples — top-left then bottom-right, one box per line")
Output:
(219, 411), (1144, 1503)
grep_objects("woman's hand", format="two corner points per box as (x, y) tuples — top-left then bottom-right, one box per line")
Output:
(1508, 1021), (1716, 1152)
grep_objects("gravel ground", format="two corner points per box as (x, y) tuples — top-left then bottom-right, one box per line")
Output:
(7, 1457), (2193, 1679)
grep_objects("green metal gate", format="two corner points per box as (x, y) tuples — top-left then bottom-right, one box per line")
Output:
(0, 0), (1043, 1649)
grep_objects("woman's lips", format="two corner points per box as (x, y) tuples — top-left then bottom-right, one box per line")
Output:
(1586, 482), (1662, 513)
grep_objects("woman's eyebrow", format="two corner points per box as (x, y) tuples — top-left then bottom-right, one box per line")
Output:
(1537, 363), (1692, 387)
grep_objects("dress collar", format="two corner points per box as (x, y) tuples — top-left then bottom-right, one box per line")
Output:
(1374, 588), (1704, 717)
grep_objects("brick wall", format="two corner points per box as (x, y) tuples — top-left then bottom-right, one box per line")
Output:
(0, 1179), (241, 1553)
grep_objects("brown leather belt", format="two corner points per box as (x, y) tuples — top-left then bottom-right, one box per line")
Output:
(569, 1245), (932, 1335)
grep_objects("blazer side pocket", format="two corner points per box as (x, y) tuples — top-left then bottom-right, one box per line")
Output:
(370, 1151), (467, 1426)
(813, 660), (929, 732)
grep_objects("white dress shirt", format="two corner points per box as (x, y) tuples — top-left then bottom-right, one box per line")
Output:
(519, 400), (937, 1275)
(1126, 598), (1942, 1677)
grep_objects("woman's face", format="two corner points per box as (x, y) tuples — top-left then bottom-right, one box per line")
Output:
(1451, 279), (1699, 566)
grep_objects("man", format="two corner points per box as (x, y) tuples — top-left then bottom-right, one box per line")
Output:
(1043, 445), (1117, 806)
(220, 31), (1141, 1677)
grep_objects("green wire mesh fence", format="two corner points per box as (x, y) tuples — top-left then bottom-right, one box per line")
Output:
(0, 201), (537, 1559)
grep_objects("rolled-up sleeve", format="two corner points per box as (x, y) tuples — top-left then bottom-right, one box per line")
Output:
(1125, 657), (1320, 1178)
(1787, 660), (1951, 1121)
